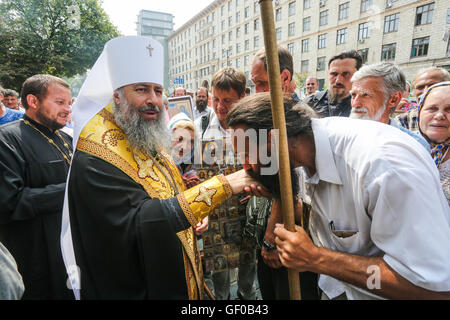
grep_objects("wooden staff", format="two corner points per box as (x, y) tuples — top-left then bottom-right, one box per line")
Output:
(259, 0), (302, 300)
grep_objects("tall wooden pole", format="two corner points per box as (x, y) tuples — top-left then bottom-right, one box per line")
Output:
(259, 0), (302, 300)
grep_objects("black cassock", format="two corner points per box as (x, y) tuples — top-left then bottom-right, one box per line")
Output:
(67, 150), (194, 299)
(0, 116), (73, 300)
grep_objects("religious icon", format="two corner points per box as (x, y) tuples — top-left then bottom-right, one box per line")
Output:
(213, 254), (228, 272)
(213, 233), (224, 245)
(198, 170), (207, 181)
(210, 221), (219, 234)
(167, 96), (194, 120)
(205, 258), (214, 272)
(203, 234), (212, 248)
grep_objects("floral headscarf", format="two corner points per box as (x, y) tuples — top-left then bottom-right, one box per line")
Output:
(418, 81), (450, 166)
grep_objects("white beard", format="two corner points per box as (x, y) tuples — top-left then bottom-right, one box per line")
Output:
(113, 99), (171, 156)
(350, 102), (387, 122)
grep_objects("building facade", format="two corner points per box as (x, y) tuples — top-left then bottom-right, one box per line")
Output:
(137, 10), (175, 89)
(168, 0), (450, 94)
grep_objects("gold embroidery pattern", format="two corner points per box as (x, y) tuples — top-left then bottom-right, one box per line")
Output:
(133, 153), (160, 181)
(217, 174), (233, 198)
(101, 129), (125, 147)
(194, 186), (217, 206)
(176, 194), (199, 227)
(77, 138), (160, 199)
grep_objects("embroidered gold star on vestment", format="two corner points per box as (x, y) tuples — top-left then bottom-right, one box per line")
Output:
(194, 186), (217, 207)
(133, 153), (159, 181)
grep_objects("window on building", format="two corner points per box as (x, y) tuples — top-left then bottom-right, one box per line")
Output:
(236, 58), (241, 69)
(361, 0), (373, 13)
(228, 1), (232, 12)
(339, 2), (350, 20)
(411, 36), (430, 57)
(336, 28), (347, 44)
(303, 16), (311, 31)
(276, 8), (282, 21)
(384, 13), (399, 33)
(447, 8), (450, 24)
(229, 31), (233, 41)
(304, 0), (311, 9)
(288, 42), (295, 55)
(229, 16), (233, 27)
(245, 39), (250, 50)
(254, 35), (259, 48)
(319, 10), (328, 26)
(245, 6), (250, 18)
(236, 0), (240, 7)
(358, 48), (369, 64)
(236, 27), (241, 38)
(289, 22), (295, 37)
(415, 3), (434, 26)
(276, 27), (282, 40)
(358, 22), (370, 40)
(222, 34), (225, 45)
(254, 18), (259, 31)
(221, 5), (225, 16)
(318, 33), (327, 49)
(289, 1), (296, 16)
(236, 43), (241, 54)
(301, 60), (309, 73)
(245, 23), (250, 34)
(317, 56), (326, 71)
(244, 55), (249, 66)
(221, 20), (225, 31)
(302, 38), (309, 52)
(254, 1), (260, 14)
(236, 12), (241, 23)
(381, 43), (396, 61)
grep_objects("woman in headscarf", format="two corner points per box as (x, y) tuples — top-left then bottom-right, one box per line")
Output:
(418, 81), (450, 205)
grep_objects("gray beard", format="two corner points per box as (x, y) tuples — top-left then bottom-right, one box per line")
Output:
(350, 102), (388, 122)
(113, 99), (172, 157)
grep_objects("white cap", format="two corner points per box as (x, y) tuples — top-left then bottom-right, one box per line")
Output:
(71, 36), (164, 148)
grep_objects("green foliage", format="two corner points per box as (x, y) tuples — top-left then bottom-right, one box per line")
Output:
(0, 0), (120, 91)
(293, 72), (308, 91)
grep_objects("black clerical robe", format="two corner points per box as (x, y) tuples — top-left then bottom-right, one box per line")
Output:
(0, 115), (73, 299)
(66, 105), (233, 299)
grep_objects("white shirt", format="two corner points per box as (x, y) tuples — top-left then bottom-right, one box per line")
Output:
(193, 106), (213, 121)
(195, 111), (228, 140)
(301, 117), (450, 300)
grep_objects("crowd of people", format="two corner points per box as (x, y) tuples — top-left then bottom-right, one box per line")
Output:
(0, 35), (448, 300)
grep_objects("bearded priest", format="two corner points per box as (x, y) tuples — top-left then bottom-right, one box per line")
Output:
(61, 36), (262, 300)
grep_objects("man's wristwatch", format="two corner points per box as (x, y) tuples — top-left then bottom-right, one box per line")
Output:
(262, 238), (276, 251)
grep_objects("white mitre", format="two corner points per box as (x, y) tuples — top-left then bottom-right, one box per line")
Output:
(71, 35), (164, 148)
(61, 36), (164, 300)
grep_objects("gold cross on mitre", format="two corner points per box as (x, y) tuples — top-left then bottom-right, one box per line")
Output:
(194, 186), (217, 207)
(146, 44), (154, 57)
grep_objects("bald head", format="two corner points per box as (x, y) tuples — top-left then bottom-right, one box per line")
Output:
(305, 77), (318, 95)
(414, 68), (450, 98)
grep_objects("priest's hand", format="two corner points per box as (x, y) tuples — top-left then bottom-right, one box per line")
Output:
(194, 216), (209, 236)
(225, 169), (270, 197)
(274, 223), (320, 272)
